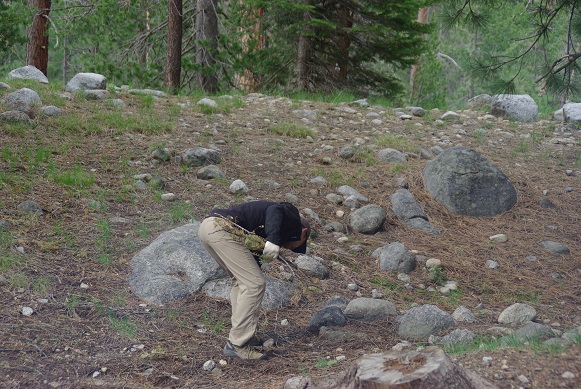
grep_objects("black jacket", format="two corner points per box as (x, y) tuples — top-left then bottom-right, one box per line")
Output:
(210, 201), (305, 253)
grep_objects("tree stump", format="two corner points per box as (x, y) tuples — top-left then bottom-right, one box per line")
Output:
(286, 347), (498, 389)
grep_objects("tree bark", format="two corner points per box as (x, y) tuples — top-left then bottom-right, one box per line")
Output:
(196, 0), (219, 93)
(295, 8), (313, 91)
(409, 7), (429, 99)
(26, 0), (52, 76)
(165, 0), (183, 93)
(335, 5), (352, 85)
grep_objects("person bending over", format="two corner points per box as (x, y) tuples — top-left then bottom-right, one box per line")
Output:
(198, 201), (310, 360)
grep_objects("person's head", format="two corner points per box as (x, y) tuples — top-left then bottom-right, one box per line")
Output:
(282, 217), (310, 253)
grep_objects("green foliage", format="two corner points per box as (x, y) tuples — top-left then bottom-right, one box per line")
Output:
(315, 357), (338, 369)
(0, 1), (29, 53)
(428, 266), (447, 286)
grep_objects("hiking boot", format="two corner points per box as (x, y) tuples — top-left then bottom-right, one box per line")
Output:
(246, 335), (265, 347)
(223, 340), (268, 360)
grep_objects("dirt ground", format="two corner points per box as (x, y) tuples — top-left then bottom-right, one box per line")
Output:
(0, 87), (580, 389)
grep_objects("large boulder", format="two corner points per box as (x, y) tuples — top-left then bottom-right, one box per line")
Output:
(8, 65), (48, 84)
(423, 147), (517, 217)
(128, 223), (225, 305)
(202, 275), (297, 311)
(491, 94), (538, 122)
(65, 73), (107, 92)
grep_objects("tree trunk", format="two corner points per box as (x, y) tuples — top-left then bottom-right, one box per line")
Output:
(196, 0), (219, 93)
(409, 7), (429, 99)
(335, 5), (352, 85)
(26, 0), (51, 76)
(295, 8), (312, 91)
(289, 347), (498, 389)
(165, 0), (183, 94)
(234, 4), (265, 92)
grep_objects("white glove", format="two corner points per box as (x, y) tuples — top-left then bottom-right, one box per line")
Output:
(263, 241), (280, 260)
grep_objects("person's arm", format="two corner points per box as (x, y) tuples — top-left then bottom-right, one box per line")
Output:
(262, 204), (287, 259)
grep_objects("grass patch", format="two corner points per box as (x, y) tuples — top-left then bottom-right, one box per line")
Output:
(51, 164), (95, 189)
(197, 96), (243, 114)
(374, 133), (415, 152)
(315, 357), (339, 369)
(202, 310), (227, 335)
(269, 122), (314, 138)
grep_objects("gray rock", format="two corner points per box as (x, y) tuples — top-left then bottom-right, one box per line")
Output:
(310, 176), (327, 185)
(339, 146), (356, 159)
(197, 165), (224, 180)
(498, 303), (537, 324)
(307, 306), (346, 333)
(295, 255), (329, 279)
(17, 200), (44, 215)
(0, 82), (11, 90)
(229, 179), (249, 194)
(337, 185), (368, 202)
(467, 94), (492, 110)
(539, 240), (570, 254)
(390, 189), (439, 234)
(397, 304), (456, 341)
(491, 94), (538, 122)
(343, 195), (360, 209)
(513, 322), (556, 341)
(0, 111), (31, 124)
(377, 148), (406, 163)
(349, 204), (386, 234)
(376, 242), (417, 274)
(83, 89), (110, 100)
(128, 223), (226, 304)
(324, 295), (348, 310)
(344, 297), (397, 323)
(430, 328), (476, 346)
(202, 275), (296, 311)
(41, 106), (62, 116)
(3, 88), (42, 109)
(453, 306), (476, 323)
(108, 98), (126, 108)
(8, 65), (48, 84)
(182, 147), (221, 167)
(563, 103), (581, 123)
(441, 111), (461, 122)
(423, 146), (517, 216)
(128, 89), (167, 97)
(197, 98), (217, 108)
(325, 193), (343, 204)
(408, 106), (425, 117)
(65, 73), (107, 92)
(151, 147), (171, 162)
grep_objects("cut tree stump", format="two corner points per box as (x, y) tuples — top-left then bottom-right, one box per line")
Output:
(284, 347), (498, 389)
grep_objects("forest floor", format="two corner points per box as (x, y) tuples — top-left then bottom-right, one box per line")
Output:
(0, 84), (580, 389)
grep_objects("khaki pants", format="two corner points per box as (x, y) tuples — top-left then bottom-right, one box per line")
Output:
(198, 217), (266, 347)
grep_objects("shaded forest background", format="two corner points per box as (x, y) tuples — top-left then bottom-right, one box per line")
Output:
(0, 0), (578, 113)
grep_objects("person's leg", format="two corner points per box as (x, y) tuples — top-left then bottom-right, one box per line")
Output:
(198, 218), (266, 346)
